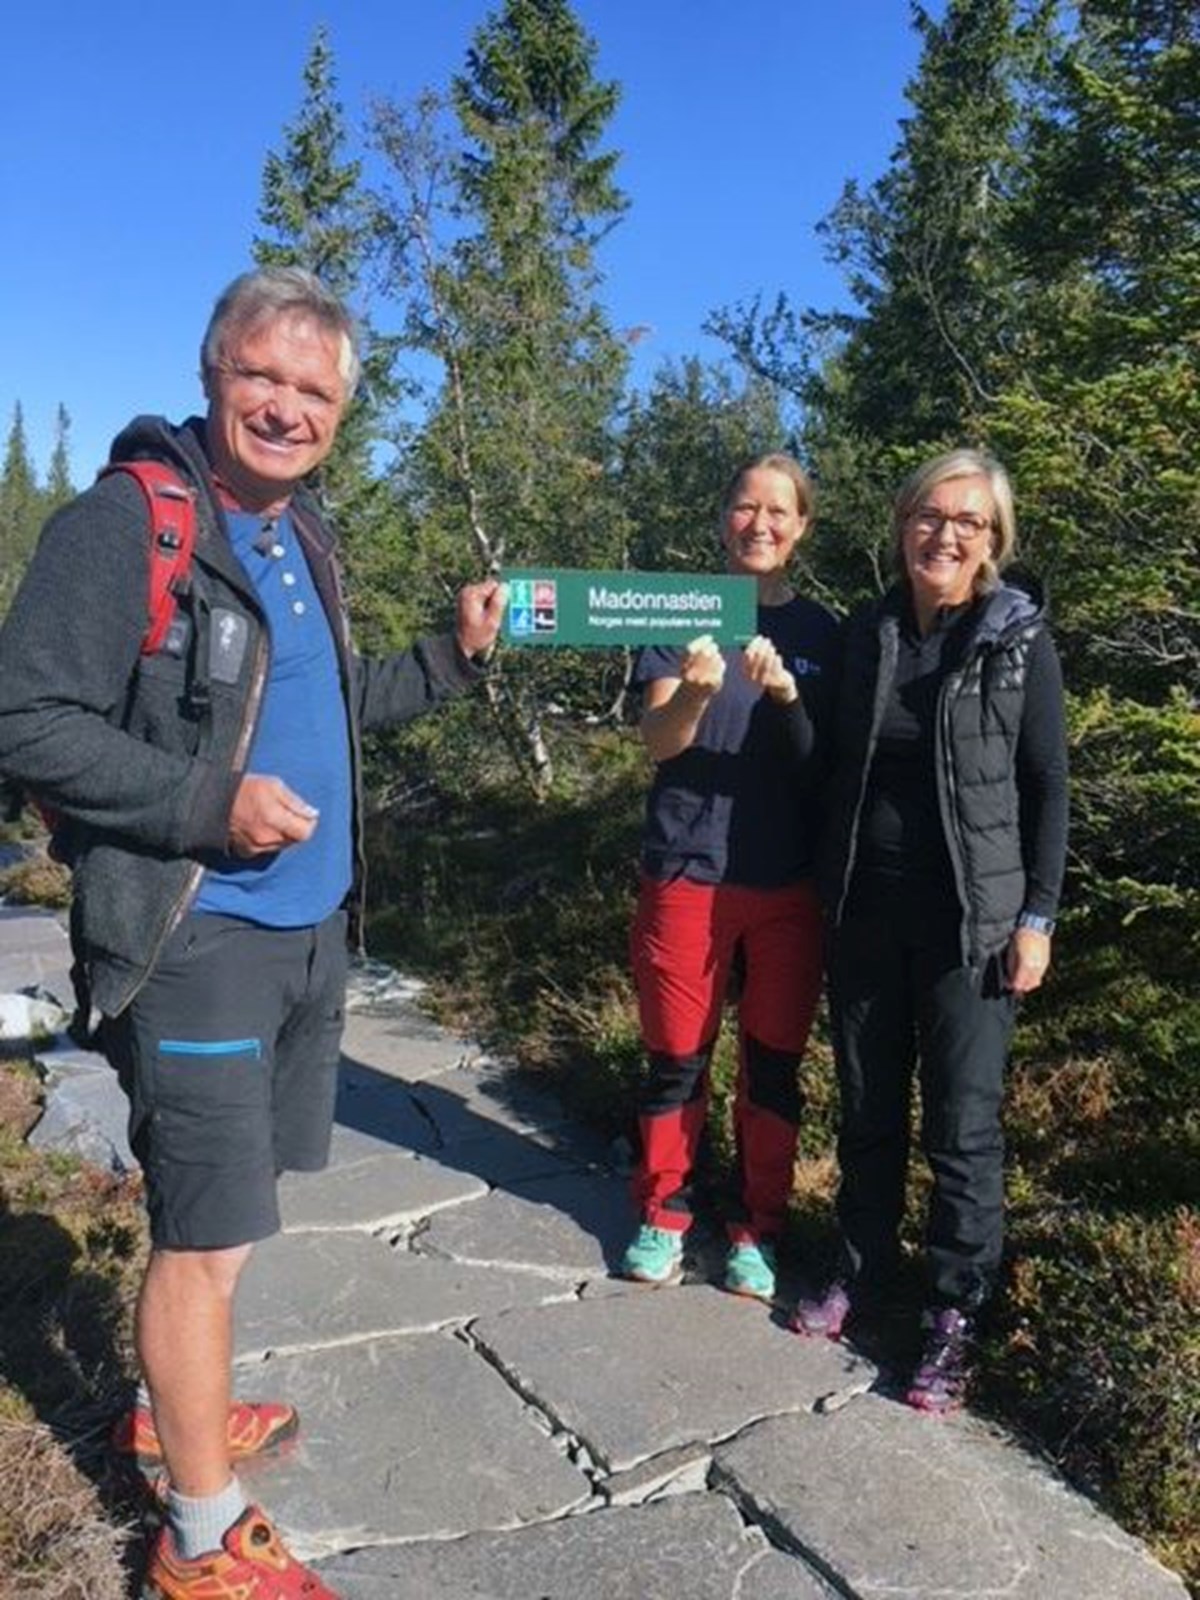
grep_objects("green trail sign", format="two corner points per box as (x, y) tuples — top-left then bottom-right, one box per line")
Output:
(501, 568), (757, 648)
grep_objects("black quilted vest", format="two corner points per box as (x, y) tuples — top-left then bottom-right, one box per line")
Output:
(819, 582), (1045, 965)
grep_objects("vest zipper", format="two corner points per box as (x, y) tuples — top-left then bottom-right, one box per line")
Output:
(834, 621), (897, 928)
(937, 671), (974, 964)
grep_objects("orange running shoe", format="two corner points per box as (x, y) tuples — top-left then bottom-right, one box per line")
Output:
(143, 1504), (340, 1599)
(113, 1400), (300, 1474)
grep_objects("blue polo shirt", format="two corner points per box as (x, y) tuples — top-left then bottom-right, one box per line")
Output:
(194, 508), (352, 927)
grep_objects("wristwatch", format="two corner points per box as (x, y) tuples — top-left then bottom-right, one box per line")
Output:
(1017, 911), (1056, 935)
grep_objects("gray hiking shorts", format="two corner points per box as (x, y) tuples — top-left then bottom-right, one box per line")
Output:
(102, 909), (349, 1250)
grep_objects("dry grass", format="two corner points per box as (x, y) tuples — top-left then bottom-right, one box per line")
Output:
(0, 855), (71, 911)
(1007, 1054), (1117, 1133)
(791, 1152), (839, 1208)
(0, 1055), (147, 1600)
(0, 1422), (133, 1600)
(1178, 1209), (1200, 1310)
(0, 1054), (41, 1140)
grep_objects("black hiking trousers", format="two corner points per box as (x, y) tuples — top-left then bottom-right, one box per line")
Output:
(827, 889), (1016, 1310)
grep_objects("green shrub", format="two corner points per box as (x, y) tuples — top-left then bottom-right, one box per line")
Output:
(991, 1208), (1200, 1580)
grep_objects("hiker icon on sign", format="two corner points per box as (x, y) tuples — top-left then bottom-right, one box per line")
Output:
(507, 579), (537, 637)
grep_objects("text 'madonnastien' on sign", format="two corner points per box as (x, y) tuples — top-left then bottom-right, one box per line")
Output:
(500, 568), (757, 648)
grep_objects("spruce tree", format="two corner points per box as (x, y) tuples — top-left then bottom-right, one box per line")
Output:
(44, 404), (75, 516)
(0, 404), (41, 613)
(430, 0), (629, 578)
(255, 27), (410, 653)
(257, 26), (364, 296)
(372, 0), (630, 793)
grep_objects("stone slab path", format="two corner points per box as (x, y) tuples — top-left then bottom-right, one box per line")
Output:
(1, 906), (1188, 1600)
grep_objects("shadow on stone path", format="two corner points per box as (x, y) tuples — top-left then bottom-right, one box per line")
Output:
(1, 908), (1188, 1600)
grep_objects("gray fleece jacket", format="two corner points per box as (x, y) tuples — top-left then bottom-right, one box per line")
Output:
(0, 415), (481, 1018)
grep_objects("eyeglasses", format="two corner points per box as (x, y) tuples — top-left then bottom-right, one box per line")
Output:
(907, 507), (993, 541)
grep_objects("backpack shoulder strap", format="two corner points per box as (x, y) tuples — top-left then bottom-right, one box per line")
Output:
(97, 460), (197, 654)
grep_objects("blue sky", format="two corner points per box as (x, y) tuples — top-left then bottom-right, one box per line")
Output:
(1, 2), (932, 483)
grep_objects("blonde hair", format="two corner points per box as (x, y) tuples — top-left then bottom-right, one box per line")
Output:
(892, 448), (1016, 595)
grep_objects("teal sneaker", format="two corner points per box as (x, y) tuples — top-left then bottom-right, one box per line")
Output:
(724, 1240), (777, 1301)
(622, 1224), (685, 1285)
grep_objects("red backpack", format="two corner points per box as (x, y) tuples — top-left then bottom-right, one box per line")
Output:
(9, 463), (199, 837)
(97, 459), (197, 653)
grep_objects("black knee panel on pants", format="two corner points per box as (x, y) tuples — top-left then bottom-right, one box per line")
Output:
(641, 1048), (712, 1114)
(744, 1035), (803, 1122)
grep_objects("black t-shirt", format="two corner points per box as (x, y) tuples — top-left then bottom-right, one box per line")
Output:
(853, 600), (972, 900)
(635, 595), (839, 887)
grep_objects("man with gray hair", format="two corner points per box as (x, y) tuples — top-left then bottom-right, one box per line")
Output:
(0, 267), (505, 1599)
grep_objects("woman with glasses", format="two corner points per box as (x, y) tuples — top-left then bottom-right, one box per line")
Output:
(791, 449), (1068, 1414)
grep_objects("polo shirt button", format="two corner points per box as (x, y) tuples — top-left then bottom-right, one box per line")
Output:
(271, 544), (286, 559)
(282, 572), (297, 586)
(293, 600), (306, 616)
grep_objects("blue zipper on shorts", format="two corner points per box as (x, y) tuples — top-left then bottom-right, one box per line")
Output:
(158, 1038), (262, 1059)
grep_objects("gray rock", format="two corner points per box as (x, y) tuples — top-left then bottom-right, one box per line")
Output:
(712, 1400), (1190, 1600)
(347, 1031), (604, 1157)
(0, 909), (72, 1000)
(333, 1053), (603, 1181)
(442, 1111), (616, 1175)
(234, 1229), (577, 1359)
(471, 1286), (873, 1473)
(232, 1332), (590, 1553)
(315, 1493), (829, 1600)
(326, 1066), (594, 1186)
(0, 957), (70, 997)
(411, 1059), (573, 1139)
(34, 1038), (111, 1077)
(418, 1171), (636, 1279)
(342, 1017), (484, 1081)
(28, 1066), (136, 1173)
(418, 1125), (594, 1186)
(278, 1151), (489, 1232)
(0, 905), (69, 941)
(577, 1271), (648, 1301)
(739, 1551), (840, 1598)
(12, 993), (134, 1173)
(344, 958), (427, 1014)
(601, 1440), (712, 1505)
(342, 1003), (450, 1046)
(327, 1069), (440, 1162)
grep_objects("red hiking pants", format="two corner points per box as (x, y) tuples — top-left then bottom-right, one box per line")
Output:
(629, 875), (823, 1240)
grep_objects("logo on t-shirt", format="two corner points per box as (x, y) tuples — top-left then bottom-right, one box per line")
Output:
(510, 578), (558, 638)
(791, 654), (822, 678)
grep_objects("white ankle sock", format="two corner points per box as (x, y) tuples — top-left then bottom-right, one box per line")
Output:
(167, 1477), (248, 1561)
